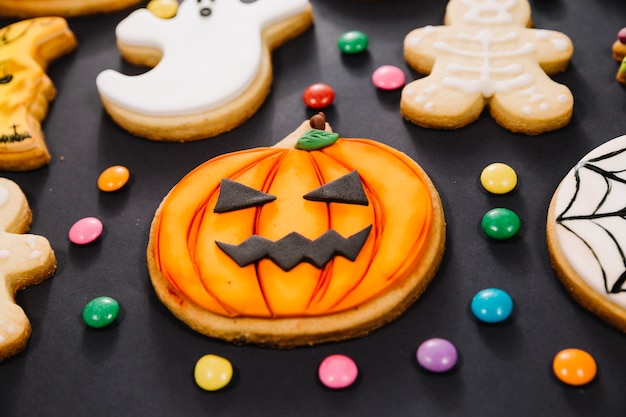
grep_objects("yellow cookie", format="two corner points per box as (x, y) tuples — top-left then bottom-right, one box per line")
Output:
(0, 178), (56, 361)
(0, 18), (77, 171)
(0, 0), (143, 17)
(147, 115), (446, 347)
(401, 0), (573, 135)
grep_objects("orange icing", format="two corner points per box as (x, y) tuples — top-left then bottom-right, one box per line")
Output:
(0, 18), (76, 169)
(154, 138), (433, 318)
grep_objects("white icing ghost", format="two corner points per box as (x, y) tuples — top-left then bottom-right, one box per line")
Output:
(96, 0), (310, 116)
(401, 0), (574, 134)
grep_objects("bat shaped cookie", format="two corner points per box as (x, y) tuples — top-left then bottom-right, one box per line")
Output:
(0, 17), (76, 171)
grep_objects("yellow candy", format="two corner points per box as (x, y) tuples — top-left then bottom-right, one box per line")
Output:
(480, 163), (517, 194)
(147, 0), (179, 19)
(194, 354), (233, 391)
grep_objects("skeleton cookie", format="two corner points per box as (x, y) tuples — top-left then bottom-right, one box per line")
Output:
(0, 178), (56, 361)
(0, 18), (77, 170)
(96, 0), (313, 141)
(401, 0), (573, 135)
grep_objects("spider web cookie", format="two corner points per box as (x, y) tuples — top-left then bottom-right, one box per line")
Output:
(547, 135), (626, 332)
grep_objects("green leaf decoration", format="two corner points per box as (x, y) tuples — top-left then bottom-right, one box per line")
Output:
(295, 129), (340, 151)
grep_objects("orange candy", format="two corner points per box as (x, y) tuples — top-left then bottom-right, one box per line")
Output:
(98, 165), (130, 192)
(552, 348), (597, 386)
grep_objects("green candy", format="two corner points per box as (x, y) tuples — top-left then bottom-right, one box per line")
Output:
(481, 208), (521, 240)
(83, 296), (120, 328)
(338, 30), (368, 54)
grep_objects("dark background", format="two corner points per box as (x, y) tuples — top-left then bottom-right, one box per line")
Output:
(2, 0), (626, 415)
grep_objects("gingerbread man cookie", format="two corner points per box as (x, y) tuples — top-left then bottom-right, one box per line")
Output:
(401, 0), (573, 135)
(0, 0), (143, 18)
(0, 18), (77, 171)
(0, 178), (56, 361)
(96, 0), (313, 141)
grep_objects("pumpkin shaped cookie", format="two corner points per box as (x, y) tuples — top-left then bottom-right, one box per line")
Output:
(147, 116), (446, 347)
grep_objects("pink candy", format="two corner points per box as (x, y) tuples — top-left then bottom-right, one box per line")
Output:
(372, 65), (406, 90)
(69, 217), (103, 245)
(318, 354), (358, 389)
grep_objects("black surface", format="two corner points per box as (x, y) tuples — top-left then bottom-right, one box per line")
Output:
(2, 1), (626, 416)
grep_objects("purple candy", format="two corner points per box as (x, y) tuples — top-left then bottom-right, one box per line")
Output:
(416, 338), (458, 373)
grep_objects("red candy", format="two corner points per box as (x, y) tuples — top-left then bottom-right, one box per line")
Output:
(303, 83), (335, 109)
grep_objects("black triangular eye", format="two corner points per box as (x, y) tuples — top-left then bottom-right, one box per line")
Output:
(303, 171), (368, 206)
(214, 179), (277, 213)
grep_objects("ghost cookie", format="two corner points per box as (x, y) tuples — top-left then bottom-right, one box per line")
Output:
(146, 114), (446, 347)
(547, 135), (626, 333)
(96, 0), (314, 141)
(0, 18), (77, 171)
(0, 0), (143, 17)
(401, 0), (573, 135)
(0, 178), (56, 361)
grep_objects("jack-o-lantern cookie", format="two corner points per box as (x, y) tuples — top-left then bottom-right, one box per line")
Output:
(147, 115), (446, 347)
(97, 0), (313, 141)
(0, 18), (77, 171)
(547, 134), (626, 333)
(0, 0), (143, 17)
(0, 178), (56, 361)
(401, 0), (573, 135)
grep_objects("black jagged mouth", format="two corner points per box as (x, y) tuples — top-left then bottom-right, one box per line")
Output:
(215, 225), (372, 271)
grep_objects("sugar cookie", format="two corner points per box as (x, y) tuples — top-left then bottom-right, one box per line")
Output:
(401, 0), (573, 135)
(547, 134), (626, 333)
(146, 115), (446, 347)
(0, 178), (56, 361)
(0, 0), (143, 18)
(0, 18), (77, 171)
(97, 0), (314, 141)
(612, 27), (626, 62)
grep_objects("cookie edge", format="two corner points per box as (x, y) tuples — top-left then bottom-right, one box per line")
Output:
(546, 190), (626, 333)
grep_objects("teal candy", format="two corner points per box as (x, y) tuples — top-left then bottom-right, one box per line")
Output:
(471, 288), (513, 323)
